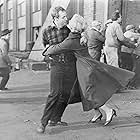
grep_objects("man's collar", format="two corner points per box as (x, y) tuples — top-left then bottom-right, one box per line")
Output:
(51, 21), (57, 28)
(91, 27), (100, 32)
(113, 21), (121, 25)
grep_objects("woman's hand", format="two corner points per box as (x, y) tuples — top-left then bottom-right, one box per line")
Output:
(80, 32), (88, 46)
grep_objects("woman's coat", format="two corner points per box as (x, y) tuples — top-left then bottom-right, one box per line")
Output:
(46, 32), (135, 111)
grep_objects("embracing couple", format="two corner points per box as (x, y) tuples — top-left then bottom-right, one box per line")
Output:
(37, 6), (135, 133)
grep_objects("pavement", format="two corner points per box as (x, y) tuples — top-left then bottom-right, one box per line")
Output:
(1, 69), (140, 140)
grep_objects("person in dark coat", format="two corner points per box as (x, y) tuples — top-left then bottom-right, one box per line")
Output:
(46, 14), (135, 126)
(127, 36), (140, 89)
(87, 20), (105, 61)
(0, 29), (12, 91)
(37, 6), (77, 133)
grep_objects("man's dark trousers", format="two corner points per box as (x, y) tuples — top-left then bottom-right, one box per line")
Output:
(0, 67), (10, 90)
(41, 61), (77, 127)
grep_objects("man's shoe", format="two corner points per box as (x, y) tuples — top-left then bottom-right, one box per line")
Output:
(36, 124), (45, 133)
(0, 87), (8, 90)
(47, 120), (68, 127)
(0, 87), (9, 92)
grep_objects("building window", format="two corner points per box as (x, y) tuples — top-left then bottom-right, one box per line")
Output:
(0, 4), (3, 24)
(18, 28), (26, 51)
(8, 8), (13, 21)
(93, 0), (96, 20)
(33, 26), (40, 41)
(1, 12), (3, 24)
(8, 0), (13, 21)
(18, 1), (25, 17)
(32, 0), (41, 12)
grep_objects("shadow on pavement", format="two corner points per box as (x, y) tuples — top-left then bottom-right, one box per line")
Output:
(45, 116), (140, 135)
(0, 96), (46, 104)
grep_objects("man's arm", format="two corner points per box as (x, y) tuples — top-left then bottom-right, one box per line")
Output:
(116, 25), (136, 49)
(115, 24), (124, 42)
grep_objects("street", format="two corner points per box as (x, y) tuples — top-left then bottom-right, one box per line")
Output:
(0, 70), (140, 140)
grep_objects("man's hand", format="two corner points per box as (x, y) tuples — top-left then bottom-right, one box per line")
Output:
(80, 36), (87, 46)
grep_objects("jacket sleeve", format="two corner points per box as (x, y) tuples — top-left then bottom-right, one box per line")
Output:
(115, 24), (124, 41)
(46, 38), (72, 55)
(97, 32), (105, 43)
(42, 29), (49, 47)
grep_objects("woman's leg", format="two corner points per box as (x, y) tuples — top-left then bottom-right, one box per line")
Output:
(100, 104), (117, 126)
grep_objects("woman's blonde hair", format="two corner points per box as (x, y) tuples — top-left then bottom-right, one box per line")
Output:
(68, 14), (87, 32)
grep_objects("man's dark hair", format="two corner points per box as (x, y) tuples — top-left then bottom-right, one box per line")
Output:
(111, 10), (120, 21)
(51, 6), (66, 20)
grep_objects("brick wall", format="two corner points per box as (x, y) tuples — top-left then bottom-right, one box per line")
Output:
(125, 0), (140, 27)
(83, 0), (94, 26)
(83, 0), (108, 27)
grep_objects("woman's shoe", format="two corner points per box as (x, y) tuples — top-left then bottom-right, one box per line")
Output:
(104, 109), (117, 126)
(88, 114), (103, 123)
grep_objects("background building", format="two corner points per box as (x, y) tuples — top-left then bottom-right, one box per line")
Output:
(0, 0), (140, 52)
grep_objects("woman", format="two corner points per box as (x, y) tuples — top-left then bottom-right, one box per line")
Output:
(46, 14), (135, 126)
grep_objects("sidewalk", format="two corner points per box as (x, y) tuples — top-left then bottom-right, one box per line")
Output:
(0, 70), (140, 140)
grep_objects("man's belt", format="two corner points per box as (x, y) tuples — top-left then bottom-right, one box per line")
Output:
(50, 53), (75, 63)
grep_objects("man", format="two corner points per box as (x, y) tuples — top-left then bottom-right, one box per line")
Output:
(37, 6), (77, 133)
(0, 29), (12, 91)
(104, 11), (135, 67)
(87, 20), (105, 61)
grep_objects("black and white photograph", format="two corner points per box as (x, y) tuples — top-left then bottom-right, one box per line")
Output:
(0, 0), (140, 139)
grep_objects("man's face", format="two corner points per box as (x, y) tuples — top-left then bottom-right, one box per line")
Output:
(5, 33), (10, 40)
(117, 15), (122, 23)
(56, 11), (67, 28)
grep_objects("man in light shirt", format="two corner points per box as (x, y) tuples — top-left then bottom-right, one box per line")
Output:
(104, 11), (135, 68)
(104, 11), (124, 67)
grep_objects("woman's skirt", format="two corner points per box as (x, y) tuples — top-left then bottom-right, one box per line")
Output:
(76, 57), (135, 111)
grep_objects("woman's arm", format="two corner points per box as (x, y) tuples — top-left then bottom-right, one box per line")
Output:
(46, 38), (72, 55)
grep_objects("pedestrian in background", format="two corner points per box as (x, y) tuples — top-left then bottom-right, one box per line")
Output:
(127, 29), (140, 89)
(120, 24), (140, 71)
(0, 29), (12, 91)
(87, 20), (105, 61)
(104, 11), (135, 67)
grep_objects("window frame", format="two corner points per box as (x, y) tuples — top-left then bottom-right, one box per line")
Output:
(17, 1), (25, 18)
(32, 0), (41, 13)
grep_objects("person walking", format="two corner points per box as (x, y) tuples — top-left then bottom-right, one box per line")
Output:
(87, 20), (105, 61)
(37, 6), (77, 133)
(0, 29), (12, 91)
(46, 14), (135, 126)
